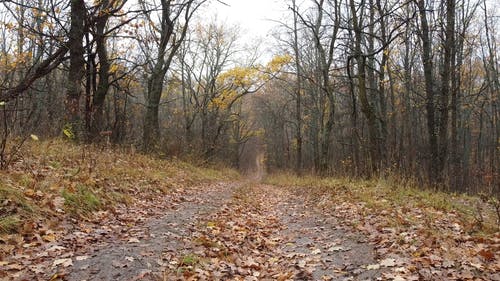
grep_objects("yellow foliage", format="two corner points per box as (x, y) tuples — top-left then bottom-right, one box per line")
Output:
(210, 89), (238, 110)
(109, 63), (119, 74)
(4, 22), (15, 30)
(0, 52), (33, 73)
(210, 54), (292, 111)
(265, 54), (292, 73)
(218, 66), (259, 88)
(63, 125), (75, 139)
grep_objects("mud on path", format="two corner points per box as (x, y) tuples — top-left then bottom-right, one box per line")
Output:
(13, 182), (381, 281)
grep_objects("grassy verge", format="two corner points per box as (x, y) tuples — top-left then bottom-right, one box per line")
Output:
(265, 173), (500, 279)
(265, 173), (497, 234)
(0, 139), (239, 235)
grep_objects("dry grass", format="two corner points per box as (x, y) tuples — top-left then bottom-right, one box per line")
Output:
(265, 172), (498, 235)
(0, 139), (239, 234)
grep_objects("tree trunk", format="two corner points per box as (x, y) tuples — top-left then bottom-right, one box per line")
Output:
(66, 0), (86, 137)
(141, 0), (196, 151)
(350, 0), (381, 173)
(143, 67), (165, 150)
(416, 0), (439, 183)
(437, 0), (456, 183)
(92, 3), (111, 138)
(292, 0), (303, 174)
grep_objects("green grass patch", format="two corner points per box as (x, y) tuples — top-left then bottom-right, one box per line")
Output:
(180, 254), (200, 267)
(0, 184), (35, 213)
(0, 215), (20, 233)
(0, 184), (35, 234)
(62, 185), (102, 216)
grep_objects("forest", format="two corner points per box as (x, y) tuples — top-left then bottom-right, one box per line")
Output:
(0, 0), (498, 193)
(0, 0), (499, 280)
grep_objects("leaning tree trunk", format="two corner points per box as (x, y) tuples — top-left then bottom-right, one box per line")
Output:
(141, 0), (197, 151)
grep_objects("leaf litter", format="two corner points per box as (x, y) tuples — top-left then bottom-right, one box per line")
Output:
(3, 142), (496, 280)
(162, 183), (381, 280)
(285, 183), (500, 281)
(1, 182), (236, 280)
(3, 180), (385, 280)
(0, 141), (238, 280)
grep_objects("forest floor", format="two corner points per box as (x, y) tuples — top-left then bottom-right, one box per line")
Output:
(68, 181), (382, 281)
(0, 140), (499, 280)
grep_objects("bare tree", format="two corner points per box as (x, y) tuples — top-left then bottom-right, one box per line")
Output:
(139, 0), (205, 151)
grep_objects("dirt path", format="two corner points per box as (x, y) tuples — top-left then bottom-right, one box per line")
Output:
(20, 181), (380, 281)
(66, 183), (237, 281)
(275, 185), (379, 280)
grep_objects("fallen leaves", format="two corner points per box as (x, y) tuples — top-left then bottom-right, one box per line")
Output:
(327, 246), (345, 252)
(284, 181), (500, 281)
(380, 258), (397, 267)
(478, 248), (495, 262)
(42, 232), (57, 242)
(2, 142), (497, 281)
(5, 263), (24, 271)
(366, 264), (380, 270)
(311, 248), (322, 255)
(159, 184), (384, 280)
(0, 140), (238, 280)
(75, 255), (89, 261)
(162, 185), (298, 279)
(52, 258), (72, 267)
(46, 245), (66, 252)
(127, 237), (140, 243)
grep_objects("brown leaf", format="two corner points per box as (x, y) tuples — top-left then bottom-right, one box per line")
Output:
(478, 249), (495, 262)
(52, 258), (72, 267)
(380, 258), (397, 267)
(43, 233), (57, 242)
(6, 263), (24, 271)
(128, 238), (140, 243)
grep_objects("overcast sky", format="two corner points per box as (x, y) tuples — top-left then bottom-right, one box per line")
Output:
(211, 0), (285, 37)
(204, 0), (288, 60)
